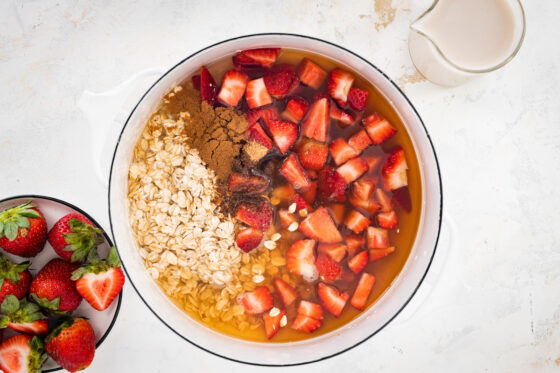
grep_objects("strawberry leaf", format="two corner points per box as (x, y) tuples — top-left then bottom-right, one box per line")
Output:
(0, 201), (40, 241)
(1, 294), (20, 313)
(4, 221), (18, 241)
(1, 295), (46, 323)
(28, 336), (47, 373)
(31, 293), (60, 312)
(0, 253), (30, 284)
(62, 218), (104, 263)
(107, 246), (121, 268)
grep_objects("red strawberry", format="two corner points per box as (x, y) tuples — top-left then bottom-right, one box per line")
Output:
(200, 66), (218, 106)
(263, 308), (286, 339)
(297, 58), (327, 90)
(217, 70), (249, 107)
(286, 240), (318, 282)
(232, 53), (262, 69)
(45, 318), (95, 372)
(0, 202), (47, 258)
(345, 234), (365, 257)
(235, 227), (263, 253)
(363, 113), (397, 145)
(263, 64), (299, 97)
(366, 227), (389, 249)
(392, 187), (412, 212)
(48, 213), (102, 263)
(327, 203), (346, 226)
(191, 74), (201, 90)
(347, 88), (369, 111)
(291, 314), (321, 333)
(282, 97), (309, 123)
(337, 157), (368, 184)
(247, 123), (273, 149)
(292, 194), (311, 211)
(278, 209), (297, 229)
(280, 153), (312, 190)
(364, 155), (383, 172)
(298, 300), (323, 320)
(246, 107), (280, 127)
(351, 273), (376, 310)
(299, 207), (343, 243)
(235, 198), (273, 230)
(347, 251), (369, 274)
(273, 278), (298, 307)
(329, 105), (355, 127)
(317, 283), (349, 317)
(0, 254), (31, 305)
(297, 140), (328, 170)
(0, 334), (46, 373)
(272, 184), (296, 203)
(268, 120), (297, 154)
(381, 147), (408, 191)
(369, 246), (396, 262)
(245, 78), (273, 109)
(327, 68), (355, 106)
(376, 211), (398, 229)
(300, 181), (317, 204)
(317, 166), (347, 203)
(30, 259), (82, 313)
(329, 138), (359, 166)
(353, 179), (375, 201)
(344, 210), (370, 234)
(315, 254), (342, 283)
(348, 194), (381, 215)
(375, 188), (393, 212)
(348, 129), (372, 154)
(0, 295), (48, 335)
(239, 48), (280, 68)
(228, 172), (270, 194)
(317, 243), (347, 263)
(300, 97), (330, 142)
(240, 286), (274, 314)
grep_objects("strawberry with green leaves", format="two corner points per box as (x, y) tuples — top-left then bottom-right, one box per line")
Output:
(0, 295), (48, 335)
(30, 259), (82, 314)
(0, 202), (47, 258)
(0, 254), (31, 305)
(0, 334), (47, 373)
(45, 317), (95, 372)
(48, 213), (103, 263)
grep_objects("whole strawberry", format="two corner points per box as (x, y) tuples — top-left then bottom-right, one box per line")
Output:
(48, 213), (102, 263)
(30, 259), (82, 313)
(0, 253), (31, 305)
(0, 334), (47, 373)
(0, 201), (47, 257)
(45, 318), (95, 372)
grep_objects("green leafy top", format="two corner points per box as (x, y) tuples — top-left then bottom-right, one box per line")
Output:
(0, 295), (46, 327)
(0, 253), (30, 288)
(63, 218), (104, 263)
(71, 246), (121, 281)
(0, 201), (40, 241)
(30, 293), (65, 315)
(27, 336), (47, 373)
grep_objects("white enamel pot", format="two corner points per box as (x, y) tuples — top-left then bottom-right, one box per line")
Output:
(107, 33), (442, 366)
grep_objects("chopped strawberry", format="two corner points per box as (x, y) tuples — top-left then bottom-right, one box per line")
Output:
(381, 147), (408, 191)
(364, 155), (383, 172)
(348, 194), (382, 215)
(352, 179), (375, 201)
(191, 74), (201, 90)
(317, 166), (347, 203)
(232, 53), (262, 69)
(297, 58), (327, 90)
(263, 64), (299, 97)
(307, 169), (318, 179)
(345, 233), (365, 257)
(278, 209), (297, 229)
(375, 188), (393, 212)
(292, 194), (311, 211)
(317, 243), (347, 263)
(235, 198), (273, 230)
(240, 287), (274, 314)
(291, 314), (322, 333)
(272, 184), (296, 202)
(329, 138), (359, 166)
(228, 172), (270, 194)
(298, 300), (323, 320)
(274, 278), (298, 307)
(240, 48), (280, 68)
(217, 69), (249, 107)
(286, 240), (318, 282)
(327, 68), (355, 106)
(317, 283), (349, 317)
(348, 130), (372, 154)
(347, 251), (369, 274)
(300, 98), (330, 142)
(247, 107), (281, 127)
(351, 273), (375, 310)
(247, 123), (273, 149)
(282, 97), (309, 123)
(363, 113), (397, 145)
(376, 210), (398, 229)
(337, 157), (369, 184)
(392, 187), (412, 212)
(300, 181), (317, 204)
(344, 210), (371, 234)
(330, 105), (355, 127)
(347, 88), (369, 111)
(327, 203), (346, 225)
(369, 246), (395, 262)
(263, 308), (286, 339)
(299, 207), (343, 243)
(280, 153), (312, 190)
(315, 254), (343, 283)
(235, 227), (264, 253)
(366, 227), (389, 249)
(297, 140), (328, 170)
(246, 78), (273, 109)
(268, 120), (297, 154)
(200, 66), (218, 106)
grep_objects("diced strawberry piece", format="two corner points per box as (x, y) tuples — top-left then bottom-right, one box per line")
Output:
(272, 184), (296, 202)
(278, 209), (297, 229)
(317, 166), (347, 203)
(232, 53), (262, 69)
(337, 157), (368, 184)
(300, 98), (330, 142)
(327, 68), (355, 106)
(307, 169), (318, 179)
(282, 97), (309, 123)
(329, 138), (359, 166)
(228, 172), (270, 194)
(351, 273), (376, 310)
(298, 300), (324, 320)
(317, 283), (349, 317)
(263, 308), (286, 339)
(291, 314), (322, 333)
(344, 210), (371, 234)
(191, 74), (201, 90)
(315, 254), (343, 283)
(247, 107), (281, 127)
(235, 198), (273, 230)
(286, 240), (318, 282)
(330, 105), (355, 127)
(381, 147), (409, 191)
(375, 188), (393, 212)
(348, 194), (382, 215)
(352, 179), (375, 201)
(217, 69), (249, 107)
(347, 88), (369, 111)
(345, 234), (364, 257)
(246, 78), (273, 109)
(363, 113), (397, 145)
(366, 227), (389, 249)
(268, 120), (297, 154)
(247, 123), (273, 149)
(300, 181), (317, 204)
(280, 153), (312, 189)
(369, 246), (395, 262)
(235, 227), (264, 253)
(292, 194), (311, 211)
(327, 203), (346, 225)
(347, 251), (369, 274)
(263, 64), (299, 97)
(274, 278), (298, 307)
(377, 211), (398, 229)
(200, 66), (218, 106)
(317, 243), (347, 263)
(392, 187), (412, 212)
(364, 155), (383, 172)
(297, 58), (327, 90)
(299, 207), (343, 243)
(348, 130), (372, 154)
(240, 48), (280, 68)
(240, 287), (274, 314)
(297, 140), (328, 170)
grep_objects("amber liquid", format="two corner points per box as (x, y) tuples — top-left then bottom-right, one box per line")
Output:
(175, 49), (422, 342)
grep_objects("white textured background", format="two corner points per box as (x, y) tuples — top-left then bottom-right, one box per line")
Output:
(1, 0), (559, 372)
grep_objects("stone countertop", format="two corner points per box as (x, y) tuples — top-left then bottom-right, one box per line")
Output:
(1, 0), (559, 372)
